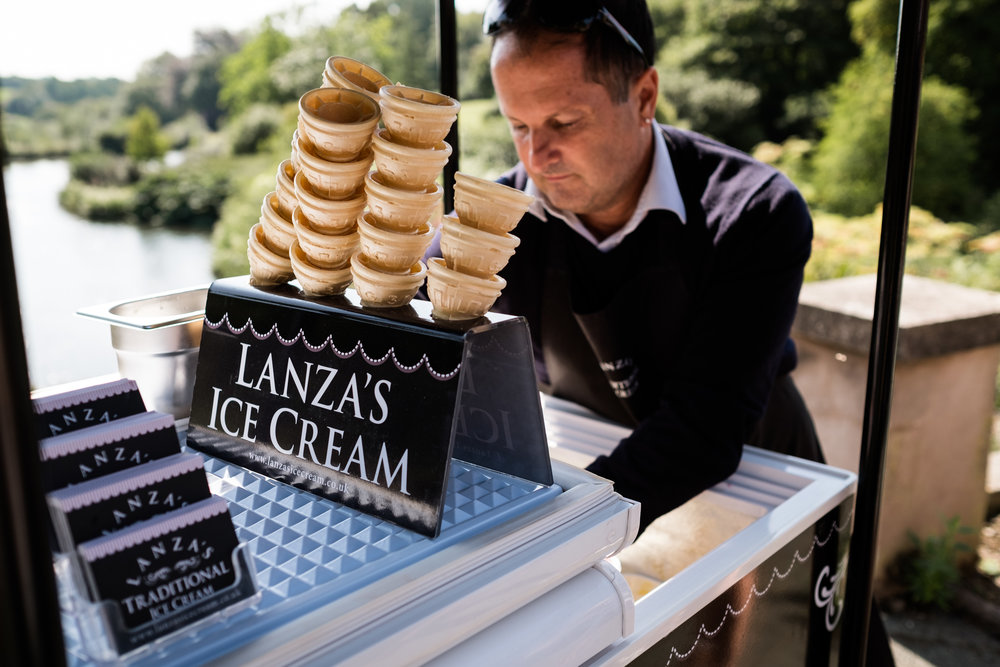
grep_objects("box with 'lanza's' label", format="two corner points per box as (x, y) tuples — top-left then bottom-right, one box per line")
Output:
(38, 411), (180, 493)
(47, 452), (211, 551)
(76, 495), (257, 654)
(32, 378), (146, 439)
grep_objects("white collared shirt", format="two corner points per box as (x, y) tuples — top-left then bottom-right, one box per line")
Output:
(523, 127), (687, 252)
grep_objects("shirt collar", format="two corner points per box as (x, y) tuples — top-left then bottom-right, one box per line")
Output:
(523, 127), (687, 252)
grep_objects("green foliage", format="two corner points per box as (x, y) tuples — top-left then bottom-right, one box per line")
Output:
(67, 153), (141, 186)
(289, 0), (441, 91)
(806, 206), (1000, 293)
(359, 0), (439, 89)
(122, 53), (189, 124)
(2, 113), (75, 158)
(2, 94), (121, 158)
(658, 68), (762, 147)
(851, 0), (1000, 201)
(847, 0), (899, 55)
(226, 104), (284, 155)
(131, 165), (230, 228)
(183, 29), (243, 130)
(925, 0), (1000, 184)
(161, 111), (211, 151)
(809, 55), (891, 216)
(978, 192), (1000, 235)
(125, 106), (168, 161)
(97, 127), (128, 155)
(654, 0), (857, 147)
(218, 18), (293, 116)
(458, 11), (493, 100)
(2, 76), (122, 117)
(211, 155), (278, 277)
(898, 516), (974, 609)
(810, 53), (978, 220)
(909, 78), (980, 220)
(457, 98), (518, 180)
(58, 180), (134, 221)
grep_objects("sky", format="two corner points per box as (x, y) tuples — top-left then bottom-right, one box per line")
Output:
(1, 0), (489, 81)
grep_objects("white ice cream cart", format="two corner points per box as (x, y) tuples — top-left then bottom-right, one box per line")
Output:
(39, 280), (855, 666)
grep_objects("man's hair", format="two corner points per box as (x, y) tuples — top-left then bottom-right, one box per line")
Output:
(489, 1), (655, 103)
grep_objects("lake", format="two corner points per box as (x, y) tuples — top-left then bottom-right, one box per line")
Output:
(3, 159), (216, 390)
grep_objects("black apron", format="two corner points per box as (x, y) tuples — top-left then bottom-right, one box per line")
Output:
(536, 215), (824, 464)
(538, 216), (692, 427)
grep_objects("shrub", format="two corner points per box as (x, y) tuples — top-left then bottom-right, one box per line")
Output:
(68, 152), (141, 186)
(131, 166), (230, 228)
(806, 205), (999, 292)
(896, 516), (974, 609)
(125, 106), (169, 162)
(227, 104), (284, 156)
(457, 99), (518, 180)
(97, 129), (128, 155)
(811, 54), (979, 221)
(58, 180), (134, 221)
(977, 191), (1000, 234)
(211, 165), (275, 277)
(658, 68), (763, 150)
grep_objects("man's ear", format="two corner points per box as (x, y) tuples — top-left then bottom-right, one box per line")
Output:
(634, 66), (659, 122)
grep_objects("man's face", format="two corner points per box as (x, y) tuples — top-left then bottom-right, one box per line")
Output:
(490, 32), (656, 233)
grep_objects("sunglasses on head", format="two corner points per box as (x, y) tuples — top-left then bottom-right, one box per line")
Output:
(483, 0), (651, 67)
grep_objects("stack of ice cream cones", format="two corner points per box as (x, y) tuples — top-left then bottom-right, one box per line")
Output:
(426, 172), (534, 320)
(246, 68), (383, 294)
(349, 84), (459, 308)
(249, 57), (525, 317)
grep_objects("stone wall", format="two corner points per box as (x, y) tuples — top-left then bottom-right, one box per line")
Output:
(790, 274), (1000, 589)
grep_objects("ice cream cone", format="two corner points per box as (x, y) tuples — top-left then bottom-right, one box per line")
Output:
(292, 207), (360, 269)
(371, 127), (451, 191)
(247, 222), (294, 286)
(296, 133), (373, 200)
(379, 85), (460, 149)
(364, 170), (441, 233)
(357, 212), (434, 274)
(425, 257), (506, 321)
(290, 130), (303, 172)
(349, 252), (426, 308)
(439, 214), (520, 278)
(260, 191), (296, 254)
(453, 171), (534, 235)
(289, 239), (353, 296)
(275, 159), (298, 221)
(298, 87), (380, 162)
(294, 171), (366, 234)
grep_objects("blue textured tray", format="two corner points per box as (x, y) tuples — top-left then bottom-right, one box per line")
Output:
(63, 450), (561, 666)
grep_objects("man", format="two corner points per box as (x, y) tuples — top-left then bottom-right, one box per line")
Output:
(451, 6), (900, 662)
(444, 0), (823, 537)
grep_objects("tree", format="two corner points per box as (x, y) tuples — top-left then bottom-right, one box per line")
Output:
(850, 0), (998, 203)
(652, 0), (858, 149)
(458, 9), (493, 100)
(125, 106), (168, 161)
(359, 0), (438, 89)
(924, 0), (1000, 196)
(182, 29), (242, 130)
(811, 53), (978, 220)
(123, 53), (189, 124)
(218, 18), (293, 116)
